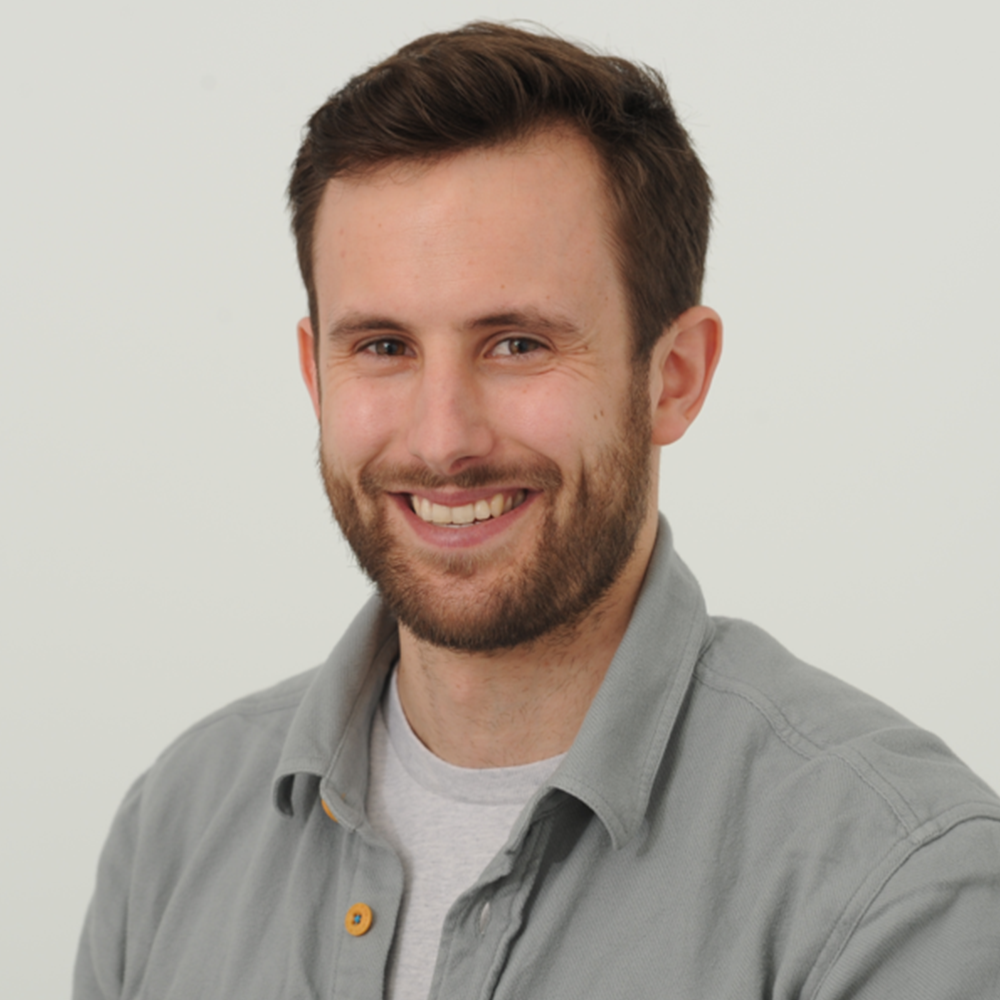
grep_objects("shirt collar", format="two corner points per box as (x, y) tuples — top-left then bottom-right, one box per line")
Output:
(545, 516), (713, 847)
(272, 597), (399, 827)
(272, 516), (712, 846)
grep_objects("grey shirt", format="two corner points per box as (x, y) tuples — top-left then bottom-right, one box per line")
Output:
(75, 519), (1000, 999)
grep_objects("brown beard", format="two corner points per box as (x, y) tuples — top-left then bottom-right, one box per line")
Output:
(319, 375), (652, 653)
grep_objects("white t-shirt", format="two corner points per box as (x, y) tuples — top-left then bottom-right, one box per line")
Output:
(366, 669), (564, 1000)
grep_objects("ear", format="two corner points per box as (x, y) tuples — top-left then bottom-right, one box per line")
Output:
(648, 306), (722, 446)
(297, 316), (322, 420)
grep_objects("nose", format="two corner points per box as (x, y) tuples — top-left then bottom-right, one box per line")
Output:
(406, 353), (495, 476)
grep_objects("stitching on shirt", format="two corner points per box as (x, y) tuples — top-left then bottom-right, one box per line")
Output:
(581, 599), (715, 846)
(165, 672), (317, 741)
(553, 604), (716, 848)
(692, 666), (914, 835)
(819, 748), (914, 833)
(806, 830), (928, 999)
(828, 740), (921, 829)
(148, 680), (314, 773)
(804, 809), (1000, 1000)
(636, 608), (715, 811)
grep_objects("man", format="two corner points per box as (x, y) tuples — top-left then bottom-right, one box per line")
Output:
(76, 22), (1000, 1000)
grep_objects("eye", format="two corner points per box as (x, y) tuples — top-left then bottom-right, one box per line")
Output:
(362, 338), (410, 357)
(490, 336), (543, 358)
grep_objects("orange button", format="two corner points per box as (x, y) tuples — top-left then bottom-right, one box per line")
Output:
(345, 903), (373, 936)
(321, 799), (338, 823)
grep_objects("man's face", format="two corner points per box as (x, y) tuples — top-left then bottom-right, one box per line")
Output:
(300, 131), (658, 651)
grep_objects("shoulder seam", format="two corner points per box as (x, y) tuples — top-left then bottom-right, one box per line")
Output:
(693, 666), (915, 834)
(806, 810), (1000, 1000)
(152, 674), (315, 763)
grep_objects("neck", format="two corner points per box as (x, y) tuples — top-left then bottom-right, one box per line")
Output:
(395, 512), (658, 768)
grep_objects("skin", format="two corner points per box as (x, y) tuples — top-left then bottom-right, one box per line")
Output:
(298, 129), (722, 767)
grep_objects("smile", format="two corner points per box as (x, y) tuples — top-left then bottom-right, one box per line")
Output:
(409, 490), (528, 527)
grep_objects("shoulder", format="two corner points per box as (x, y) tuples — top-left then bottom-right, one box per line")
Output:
(670, 618), (1000, 995)
(128, 667), (320, 836)
(679, 616), (1000, 909)
(156, 666), (316, 765)
(693, 616), (999, 836)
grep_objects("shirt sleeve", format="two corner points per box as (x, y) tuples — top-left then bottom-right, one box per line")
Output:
(73, 773), (146, 1000)
(812, 817), (1000, 1000)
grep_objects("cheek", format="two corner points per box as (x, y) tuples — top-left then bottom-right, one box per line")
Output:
(319, 380), (401, 469)
(497, 381), (604, 461)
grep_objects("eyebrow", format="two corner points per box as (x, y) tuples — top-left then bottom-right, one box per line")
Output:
(325, 313), (408, 342)
(466, 309), (581, 337)
(324, 307), (581, 342)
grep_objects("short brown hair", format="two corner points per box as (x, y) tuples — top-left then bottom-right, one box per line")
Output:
(288, 21), (711, 361)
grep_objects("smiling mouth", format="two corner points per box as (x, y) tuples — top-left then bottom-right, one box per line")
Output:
(409, 490), (528, 527)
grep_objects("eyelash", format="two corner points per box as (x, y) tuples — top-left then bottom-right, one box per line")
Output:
(492, 336), (543, 357)
(358, 336), (544, 359)
(361, 338), (411, 357)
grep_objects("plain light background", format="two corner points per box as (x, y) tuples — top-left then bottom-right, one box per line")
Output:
(2, 1), (997, 993)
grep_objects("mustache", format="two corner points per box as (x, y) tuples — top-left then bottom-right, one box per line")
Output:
(358, 459), (564, 497)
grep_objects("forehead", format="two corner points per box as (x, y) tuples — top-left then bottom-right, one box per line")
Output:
(310, 131), (626, 333)
(322, 127), (611, 225)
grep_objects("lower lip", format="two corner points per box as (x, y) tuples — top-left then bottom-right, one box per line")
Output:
(389, 492), (537, 548)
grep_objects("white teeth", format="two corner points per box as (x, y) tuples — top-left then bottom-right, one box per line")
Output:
(411, 490), (526, 526)
(452, 503), (476, 524)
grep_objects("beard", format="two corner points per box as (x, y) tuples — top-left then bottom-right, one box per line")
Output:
(320, 377), (652, 653)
